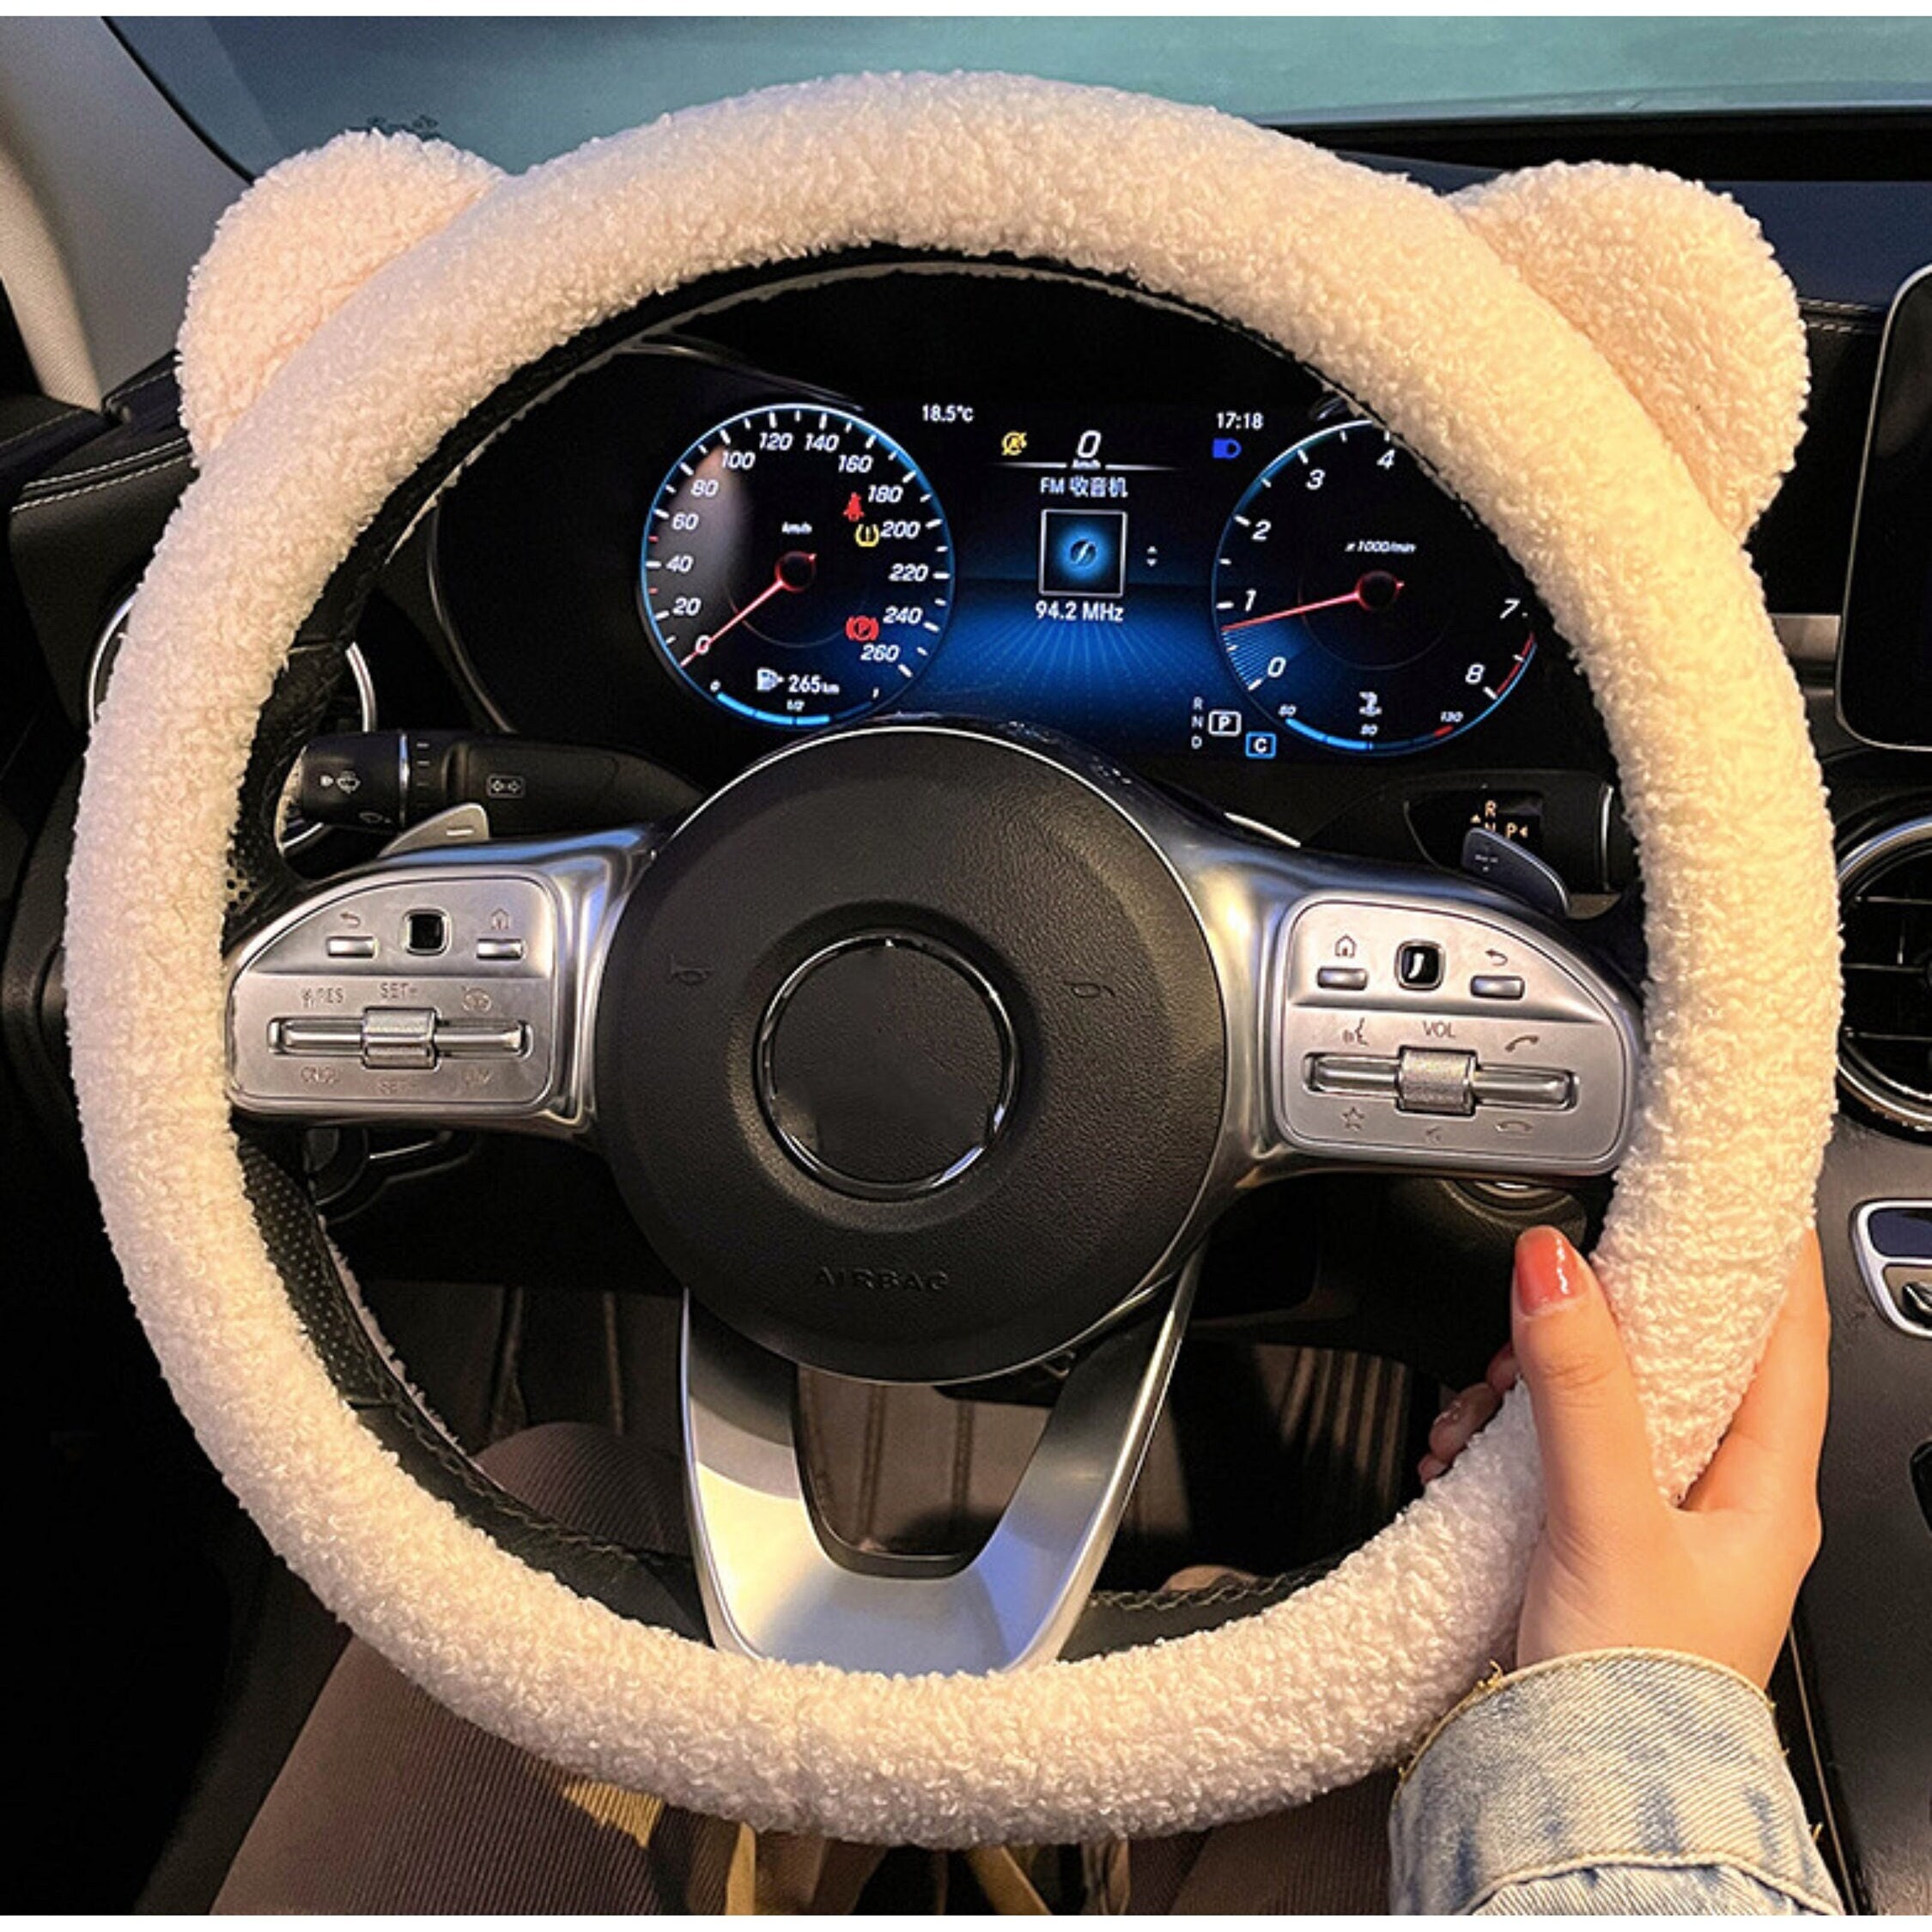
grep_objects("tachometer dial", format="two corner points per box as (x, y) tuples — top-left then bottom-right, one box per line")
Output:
(1212, 421), (1537, 753)
(641, 404), (953, 728)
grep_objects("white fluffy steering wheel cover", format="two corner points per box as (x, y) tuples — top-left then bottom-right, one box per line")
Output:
(66, 75), (1838, 1841)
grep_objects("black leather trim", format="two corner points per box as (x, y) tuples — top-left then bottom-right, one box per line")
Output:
(0, 395), (105, 490)
(13, 433), (191, 509)
(8, 420), (196, 727)
(102, 355), (182, 434)
(1063, 1559), (1342, 1662)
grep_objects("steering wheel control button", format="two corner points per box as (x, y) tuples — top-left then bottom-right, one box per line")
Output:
(475, 936), (526, 961)
(1306, 1053), (1400, 1097)
(756, 933), (1016, 1200)
(1394, 1046), (1475, 1115)
(228, 872), (563, 1115)
(434, 1018), (529, 1057)
(1470, 1063), (1574, 1110)
(269, 1006), (531, 1072)
(268, 1017), (361, 1055)
(1395, 941), (1443, 991)
(404, 908), (448, 955)
(361, 1006), (438, 1069)
(1275, 896), (1638, 1173)
(1315, 964), (1369, 992)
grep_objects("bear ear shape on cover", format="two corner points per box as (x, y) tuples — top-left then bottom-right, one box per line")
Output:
(179, 131), (501, 461)
(1456, 161), (1809, 541)
(178, 131), (1810, 544)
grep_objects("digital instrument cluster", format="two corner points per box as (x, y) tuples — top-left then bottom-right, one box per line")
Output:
(635, 393), (1540, 761)
(428, 261), (1611, 838)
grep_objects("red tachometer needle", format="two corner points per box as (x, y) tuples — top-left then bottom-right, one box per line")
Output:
(1221, 573), (1404, 635)
(681, 551), (816, 666)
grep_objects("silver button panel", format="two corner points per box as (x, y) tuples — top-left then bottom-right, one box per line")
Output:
(228, 874), (561, 1115)
(1274, 896), (1637, 1173)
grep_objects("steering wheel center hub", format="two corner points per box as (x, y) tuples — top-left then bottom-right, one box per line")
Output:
(756, 931), (1017, 1200)
(593, 725), (1228, 1382)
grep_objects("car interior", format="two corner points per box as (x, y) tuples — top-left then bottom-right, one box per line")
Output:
(6, 15), (1930, 1915)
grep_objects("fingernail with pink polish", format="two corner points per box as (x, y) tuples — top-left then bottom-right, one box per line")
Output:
(1514, 1226), (1584, 1315)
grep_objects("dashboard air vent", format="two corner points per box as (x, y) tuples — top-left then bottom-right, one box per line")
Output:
(1839, 816), (1932, 1133)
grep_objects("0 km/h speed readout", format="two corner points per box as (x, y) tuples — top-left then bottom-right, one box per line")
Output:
(1213, 419), (1538, 754)
(641, 404), (954, 728)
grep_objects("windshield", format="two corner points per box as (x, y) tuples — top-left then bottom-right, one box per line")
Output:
(117, 15), (1932, 178)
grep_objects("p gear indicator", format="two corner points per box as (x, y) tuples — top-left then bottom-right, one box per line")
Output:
(641, 404), (955, 728)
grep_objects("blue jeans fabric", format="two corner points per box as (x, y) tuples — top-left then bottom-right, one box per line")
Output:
(1389, 1649), (1843, 1914)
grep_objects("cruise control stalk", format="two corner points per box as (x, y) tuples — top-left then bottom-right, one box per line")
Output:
(295, 730), (700, 838)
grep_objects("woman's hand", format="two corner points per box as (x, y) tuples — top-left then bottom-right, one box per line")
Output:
(1423, 1226), (1830, 1687)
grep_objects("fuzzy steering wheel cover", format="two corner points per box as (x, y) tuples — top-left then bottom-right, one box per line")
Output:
(65, 76), (1838, 1841)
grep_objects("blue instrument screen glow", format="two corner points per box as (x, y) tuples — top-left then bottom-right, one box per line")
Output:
(640, 397), (1540, 760)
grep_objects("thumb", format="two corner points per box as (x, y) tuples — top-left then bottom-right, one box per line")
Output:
(1511, 1227), (1659, 1544)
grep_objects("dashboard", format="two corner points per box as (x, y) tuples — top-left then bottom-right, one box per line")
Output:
(430, 262), (1625, 889)
(626, 396), (1537, 756)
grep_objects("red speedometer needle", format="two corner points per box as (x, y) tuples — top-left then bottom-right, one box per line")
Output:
(1221, 572), (1404, 635)
(681, 551), (816, 665)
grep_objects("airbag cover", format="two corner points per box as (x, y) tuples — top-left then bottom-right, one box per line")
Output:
(595, 726), (1225, 1381)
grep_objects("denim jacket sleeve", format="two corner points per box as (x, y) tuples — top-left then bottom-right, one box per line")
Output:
(1388, 1649), (1844, 1914)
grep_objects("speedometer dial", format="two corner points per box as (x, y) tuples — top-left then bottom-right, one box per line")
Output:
(1212, 421), (1537, 754)
(641, 404), (953, 728)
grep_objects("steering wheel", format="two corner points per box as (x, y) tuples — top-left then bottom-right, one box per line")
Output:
(64, 76), (1838, 1843)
